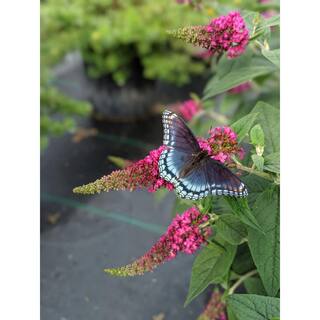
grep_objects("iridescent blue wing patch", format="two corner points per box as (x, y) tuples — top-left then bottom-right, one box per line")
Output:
(158, 110), (248, 200)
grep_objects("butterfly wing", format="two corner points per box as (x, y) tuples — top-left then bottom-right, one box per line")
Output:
(161, 110), (200, 153)
(158, 110), (248, 199)
(159, 110), (199, 186)
(203, 158), (248, 197)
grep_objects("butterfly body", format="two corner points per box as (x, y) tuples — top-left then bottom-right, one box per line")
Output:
(179, 150), (210, 179)
(158, 110), (248, 200)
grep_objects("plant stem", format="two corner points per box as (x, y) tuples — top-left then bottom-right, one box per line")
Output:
(199, 213), (219, 228)
(228, 269), (258, 295)
(232, 157), (275, 182)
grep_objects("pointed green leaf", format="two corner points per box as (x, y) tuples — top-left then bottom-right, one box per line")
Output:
(203, 58), (276, 100)
(232, 244), (256, 275)
(251, 154), (264, 171)
(259, 15), (280, 30)
(248, 186), (280, 296)
(262, 49), (280, 68)
(244, 277), (267, 296)
(227, 294), (280, 320)
(215, 214), (247, 245)
(224, 198), (264, 233)
(251, 101), (280, 154)
(264, 152), (280, 174)
(185, 242), (236, 306)
(250, 124), (265, 147)
(227, 305), (239, 320)
(242, 11), (261, 37)
(231, 113), (259, 142)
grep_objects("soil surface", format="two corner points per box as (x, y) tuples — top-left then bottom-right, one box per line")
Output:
(41, 115), (211, 320)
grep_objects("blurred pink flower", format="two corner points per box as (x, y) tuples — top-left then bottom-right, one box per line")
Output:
(196, 49), (215, 60)
(260, 0), (278, 23)
(228, 82), (252, 94)
(179, 99), (202, 121)
(197, 288), (227, 320)
(105, 207), (211, 276)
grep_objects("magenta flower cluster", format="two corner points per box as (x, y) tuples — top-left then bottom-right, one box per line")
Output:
(105, 207), (211, 276)
(137, 146), (175, 192)
(178, 99), (202, 121)
(165, 207), (210, 257)
(206, 11), (249, 58)
(198, 126), (244, 164)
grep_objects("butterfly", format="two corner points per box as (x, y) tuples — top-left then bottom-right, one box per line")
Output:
(158, 110), (248, 200)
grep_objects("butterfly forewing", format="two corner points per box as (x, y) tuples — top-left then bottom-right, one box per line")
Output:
(159, 110), (248, 199)
(162, 110), (200, 153)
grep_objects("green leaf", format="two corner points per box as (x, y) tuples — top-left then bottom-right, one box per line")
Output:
(215, 214), (247, 245)
(250, 124), (265, 147)
(231, 113), (259, 142)
(264, 152), (280, 174)
(262, 49), (280, 68)
(107, 156), (128, 169)
(227, 305), (239, 320)
(232, 244), (256, 275)
(227, 294), (280, 320)
(251, 101), (280, 154)
(224, 198), (263, 233)
(251, 154), (264, 171)
(185, 242), (236, 306)
(242, 11), (261, 37)
(244, 277), (267, 296)
(260, 15), (280, 29)
(248, 186), (280, 296)
(203, 57), (276, 100)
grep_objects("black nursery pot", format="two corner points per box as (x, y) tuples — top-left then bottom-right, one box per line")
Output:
(85, 57), (158, 122)
(54, 51), (207, 123)
(83, 52), (207, 122)
(86, 73), (208, 123)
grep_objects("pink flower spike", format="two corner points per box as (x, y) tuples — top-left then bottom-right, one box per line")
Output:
(169, 12), (249, 59)
(105, 207), (211, 277)
(73, 146), (174, 195)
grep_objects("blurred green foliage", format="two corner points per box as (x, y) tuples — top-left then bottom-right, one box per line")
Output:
(40, 0), (211, 149)
(41, 0), (209, 85)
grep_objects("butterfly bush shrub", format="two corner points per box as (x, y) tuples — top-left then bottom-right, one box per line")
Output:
(74, 1), (280, 319)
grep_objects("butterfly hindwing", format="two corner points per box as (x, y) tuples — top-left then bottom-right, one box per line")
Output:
(159, 110), (248, 199)
(204, 158), (248, 197)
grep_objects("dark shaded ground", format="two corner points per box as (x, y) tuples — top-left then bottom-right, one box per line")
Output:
(41, 54), (210, 320)
(40, 118), (209, 320)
